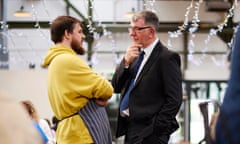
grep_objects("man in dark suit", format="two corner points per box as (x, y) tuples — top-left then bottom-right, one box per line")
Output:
(111, 10), (183, 144)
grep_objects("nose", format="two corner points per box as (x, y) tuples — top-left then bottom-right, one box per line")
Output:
(82, 33), (86, 39)
(129, 30), (135, 36)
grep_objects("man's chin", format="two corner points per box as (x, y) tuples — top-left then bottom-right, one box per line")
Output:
(73, 47), (85, 55)
(77, 50), (86, 55)
(79, 51), (85, 55)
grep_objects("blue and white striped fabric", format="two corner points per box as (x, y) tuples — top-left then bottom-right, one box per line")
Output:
(78, 100), (112, 144)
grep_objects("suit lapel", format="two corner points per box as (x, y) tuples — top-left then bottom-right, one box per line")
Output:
(134, 41), (163, 86)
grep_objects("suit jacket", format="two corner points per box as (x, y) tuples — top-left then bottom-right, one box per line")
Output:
(112, 40), (183, 143)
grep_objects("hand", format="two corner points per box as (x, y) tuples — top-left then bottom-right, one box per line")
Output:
(95, 99), (108, 107)
(124, 44), (143, 66)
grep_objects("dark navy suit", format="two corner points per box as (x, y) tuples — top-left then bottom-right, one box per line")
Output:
(215, 23), (240, 144)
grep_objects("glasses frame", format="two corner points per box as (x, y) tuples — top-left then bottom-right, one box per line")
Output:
(128, 26), (151, 33)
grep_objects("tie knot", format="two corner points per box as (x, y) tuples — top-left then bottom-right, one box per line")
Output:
(140, 50), (145, 56)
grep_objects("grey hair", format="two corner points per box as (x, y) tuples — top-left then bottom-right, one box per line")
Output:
(132, 10), (160, 31)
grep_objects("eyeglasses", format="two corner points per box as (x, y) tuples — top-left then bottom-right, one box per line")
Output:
(128, 26), (151, 32)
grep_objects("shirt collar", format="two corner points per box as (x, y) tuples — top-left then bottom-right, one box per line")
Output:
(141, 38), (159, 57)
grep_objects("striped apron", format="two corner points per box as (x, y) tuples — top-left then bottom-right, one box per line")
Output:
(78, 100), (112, 144)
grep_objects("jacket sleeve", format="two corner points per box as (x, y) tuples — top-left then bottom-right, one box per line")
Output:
(154, 52), (183, 135)
(111, 58), (132, 94)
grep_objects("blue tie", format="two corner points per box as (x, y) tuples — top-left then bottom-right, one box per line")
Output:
(120, 50), (145, 111)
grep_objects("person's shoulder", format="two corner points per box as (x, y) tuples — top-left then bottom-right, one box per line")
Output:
(157, 41), (177, 54)
(55, 52), (86, 67)
(158, 46), (180, 64)
(159, 45), (179, 57)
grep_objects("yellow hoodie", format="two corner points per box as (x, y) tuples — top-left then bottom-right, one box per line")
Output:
(42, 45), (113, 144)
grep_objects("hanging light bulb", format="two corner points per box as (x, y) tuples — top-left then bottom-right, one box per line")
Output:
(13, 5), (31, 17)
(125, 7), (135, 18)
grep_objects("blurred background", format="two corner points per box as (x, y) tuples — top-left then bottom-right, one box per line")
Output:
(1, 0), (240, 143)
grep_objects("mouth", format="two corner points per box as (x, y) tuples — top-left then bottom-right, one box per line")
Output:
(133, 38), (139, 42)
(131, 36), (138, 41)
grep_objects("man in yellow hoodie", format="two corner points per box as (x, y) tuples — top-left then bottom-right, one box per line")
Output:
(42, 16), (113, 144)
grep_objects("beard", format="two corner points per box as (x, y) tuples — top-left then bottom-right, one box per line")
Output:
(71, 38), (86, 55)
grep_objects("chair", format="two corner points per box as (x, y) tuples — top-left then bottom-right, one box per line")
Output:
(198, 99), (220, 144)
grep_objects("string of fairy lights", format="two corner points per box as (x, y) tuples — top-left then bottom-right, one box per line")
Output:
(0, 0), (239, 69)
(167, 0), (239, 68)
(82, 0), (117, 67)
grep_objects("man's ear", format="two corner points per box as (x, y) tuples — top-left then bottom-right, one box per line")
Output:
(64, 30), (71, 40)
(150, 28), (155, 34)
(148, 28), (154, 38)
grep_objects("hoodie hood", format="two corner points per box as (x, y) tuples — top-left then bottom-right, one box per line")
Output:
(42, 45), (76, 67)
